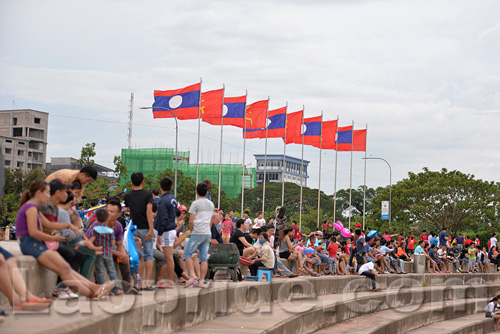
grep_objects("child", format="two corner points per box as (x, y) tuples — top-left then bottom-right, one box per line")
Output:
(89, 208), (119, 294)
(327, 236), (339, 275)
(468, 243), (477, 273)
(184, 183), (214, 288)
(221, 213), (232, 244)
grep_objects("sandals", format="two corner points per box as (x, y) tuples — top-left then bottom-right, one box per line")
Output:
(96, 281), (115, 300)
(157, 283), (173, 289)
(141, 285), (157, 291)
(185, 279), (198, 288)
(124, 287), (141, 295)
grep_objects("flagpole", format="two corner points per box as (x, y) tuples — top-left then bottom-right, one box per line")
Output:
(348, 120), (354, 230)
(333, 115), (339, 224)
(281, 102), (288, 207)
(317, 111), (323, 229)
(362, 124), (368, 230)
(241, 90), (248, 215)
(299, 106), (305, 232)
(196, 78), (203, 200)
(217, 84), (225, 210)
(262, 97), (270, 214)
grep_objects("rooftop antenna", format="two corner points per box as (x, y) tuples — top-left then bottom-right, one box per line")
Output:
(128, 93), (134, 149)
(12, 100), (18, 109)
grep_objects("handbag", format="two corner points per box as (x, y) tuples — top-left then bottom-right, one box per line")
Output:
(44, 241), (60, 251)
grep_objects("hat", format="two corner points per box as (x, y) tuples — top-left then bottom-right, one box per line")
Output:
(354, 223), (362, 228)
(49, 179), (72, 192)
(178, 204), (187, 212)
(315, 231), (323, 237)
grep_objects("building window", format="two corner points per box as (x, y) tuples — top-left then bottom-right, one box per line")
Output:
(28, 152), (32, 157)
(5, 139), (12, 143)
(4, 160), (10, 166)
(13, 128), (22, 137)
(18, 141), (25, 145)
(13, 118), (17, 125)
(5, 148), (11, 154)
(18, 150), (25, 156)
(34, 117), (41, 124)
(27, 163), (32, 169)
(17, 161), (23, 168)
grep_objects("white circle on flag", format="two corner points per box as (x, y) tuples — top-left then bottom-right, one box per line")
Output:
(267, 118), (272, 127)
(169, 95), (183, 109)
(223, 104), (228, 116)
(301, 124), (307, 135)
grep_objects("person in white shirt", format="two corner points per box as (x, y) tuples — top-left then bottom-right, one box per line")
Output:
(358, 261), (381, 291)
(253, 211), (266, 229)
(490, 233), (498, 250)
(485, 297), (500, 330)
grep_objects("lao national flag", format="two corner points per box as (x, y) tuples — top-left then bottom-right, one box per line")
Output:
(203, 95), (246, 127)
(284, 110), (304, 139)
(336, 125), (353, 151)
(200, 89), (224, 119)
(285, 116), (322, 146)
(336, 129), (367, 151)
(245, 107), (286, 139)
(312, 120), (338, 149)
(153, 83), (201, 119)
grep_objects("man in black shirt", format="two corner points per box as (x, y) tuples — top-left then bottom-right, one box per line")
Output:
(355, 229), (367, 267)
(124, 172), (155, 289)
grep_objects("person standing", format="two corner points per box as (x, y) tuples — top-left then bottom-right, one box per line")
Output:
(438, 227), (448, 247)
(154, 177), (178, 288)
(184, 183), (214, 288)
(124, 172), (155, 290)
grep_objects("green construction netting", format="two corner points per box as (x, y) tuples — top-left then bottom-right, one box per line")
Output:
(121, 148), (255, 198)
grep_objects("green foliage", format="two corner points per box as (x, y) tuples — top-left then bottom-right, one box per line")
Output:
(113, 155), (127, 179)
(368, 168), (500, 235)
(77, 142), (96, 167)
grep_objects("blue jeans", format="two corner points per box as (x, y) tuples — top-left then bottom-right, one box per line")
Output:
(95, 255), (118, 293)
(133, 229), (154, 261)
(183, 234), (211, 262)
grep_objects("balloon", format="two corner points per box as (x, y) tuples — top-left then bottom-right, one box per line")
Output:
(332, 223), (342, 231)
(123, 220), (140, 275)
(337, 221), (344, 229)
(341, 228), (352, 238)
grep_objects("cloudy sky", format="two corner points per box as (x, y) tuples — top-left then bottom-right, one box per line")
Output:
(1, 0), (499, 194)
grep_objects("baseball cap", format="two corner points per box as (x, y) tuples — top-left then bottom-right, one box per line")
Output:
(178, 204), (188, 212)
(354, 222), (362, 228)
(49, 179), (72, 192)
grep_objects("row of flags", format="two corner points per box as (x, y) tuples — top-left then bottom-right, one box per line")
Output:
(152, 82), (367, 151)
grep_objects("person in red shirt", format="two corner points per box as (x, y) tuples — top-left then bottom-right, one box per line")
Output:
(407, 235), (416, 255)
(322, 220), (331, 234)
(327, 235), (339, 275)
(475, 235), (480, 248)
(419, 230), (427, 241)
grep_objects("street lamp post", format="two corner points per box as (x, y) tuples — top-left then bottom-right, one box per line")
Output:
(362, 157), (392, 226)
(141, 107), (178, 198)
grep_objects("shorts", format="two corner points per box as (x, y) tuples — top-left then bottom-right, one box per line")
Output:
(133, 229), (154, 261)
(222, 232), (230, 238)
(486, 311), (493, 318)
(460, 258), (469, 264)
(280, 251), (291, 259)
(0, 246), (13, 261)
(161, 230), (176, 248)
(20, 235), (49, 259)
(434, 259), (443, 265)
(183, 234), (211, 262)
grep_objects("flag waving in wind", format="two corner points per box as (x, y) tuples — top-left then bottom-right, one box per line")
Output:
(203, 95), (246, 127)
(199, 89), (224, 119)
(336, 129), (367, 151)
(244, 100), (268, 129)
(284, 110), (304, 140)
(285, 116), (322, 146)
(245, 107), (286, 139)
(153, 83), (201, 119)
(313, 120), (338, 149)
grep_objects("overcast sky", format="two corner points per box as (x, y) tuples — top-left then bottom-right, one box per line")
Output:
(1, 0), (499, 194)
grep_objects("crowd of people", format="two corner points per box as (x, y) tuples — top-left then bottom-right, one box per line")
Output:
(2, 167), (500, 325)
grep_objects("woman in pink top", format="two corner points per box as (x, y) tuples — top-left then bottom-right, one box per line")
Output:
(16, 179), (114, 300)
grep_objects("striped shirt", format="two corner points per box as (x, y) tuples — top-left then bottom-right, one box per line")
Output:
(90, 223), (115, 257)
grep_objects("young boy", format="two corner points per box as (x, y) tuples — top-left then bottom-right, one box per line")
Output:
(184, 183), (214, 288)
(327, 235), (339, 275)
(468, 243), (477, 273)
(89, 208), (119, 294)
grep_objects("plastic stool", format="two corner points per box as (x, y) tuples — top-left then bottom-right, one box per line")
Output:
(257, 267), (272, 282)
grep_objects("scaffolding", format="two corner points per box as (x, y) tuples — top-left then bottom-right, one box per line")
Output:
(121, 148), (255, 198)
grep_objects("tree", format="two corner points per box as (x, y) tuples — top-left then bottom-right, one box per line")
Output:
(113, 155), (127, 180)
(77, 142), (96, 167)
(368, 168), (500, 236)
